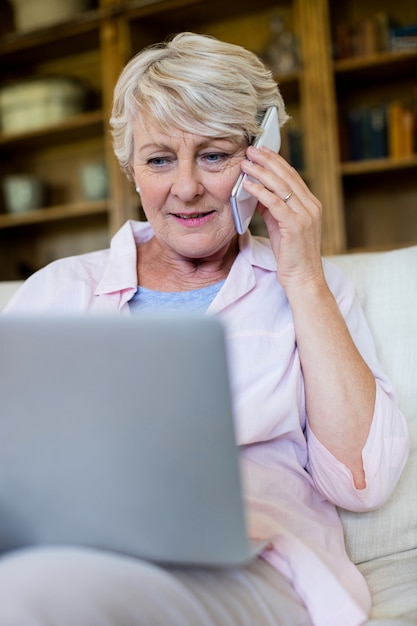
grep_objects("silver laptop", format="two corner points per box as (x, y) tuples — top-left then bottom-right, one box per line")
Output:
(0, 314), (265, 566)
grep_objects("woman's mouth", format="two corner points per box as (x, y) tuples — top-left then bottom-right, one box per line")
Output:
(171, 211), (215, 226)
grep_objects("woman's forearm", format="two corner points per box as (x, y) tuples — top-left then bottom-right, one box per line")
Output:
(288, 280), (376, 489)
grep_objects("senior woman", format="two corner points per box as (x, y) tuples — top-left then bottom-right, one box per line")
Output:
(1, 32), (409, 626)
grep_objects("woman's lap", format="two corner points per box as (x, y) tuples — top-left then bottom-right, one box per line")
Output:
(0, 547), (312, 626)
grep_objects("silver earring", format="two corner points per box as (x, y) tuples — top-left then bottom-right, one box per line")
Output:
(135, 186), (141, 194)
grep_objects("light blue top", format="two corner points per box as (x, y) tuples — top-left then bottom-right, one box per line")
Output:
(128, 280), (225, 313)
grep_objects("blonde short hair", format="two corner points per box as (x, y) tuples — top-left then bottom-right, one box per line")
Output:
(110, 32), (289, 178)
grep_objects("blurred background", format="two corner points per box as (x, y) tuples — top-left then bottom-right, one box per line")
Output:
(0, 0), (416, 280)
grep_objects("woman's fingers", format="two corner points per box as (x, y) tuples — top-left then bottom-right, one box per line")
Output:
(241, 144), (324, 292)
(243, 145), (319, 213)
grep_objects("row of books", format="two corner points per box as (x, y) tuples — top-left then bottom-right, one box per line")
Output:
(334, 13), (417, 60)
(340, 101), (416, 162)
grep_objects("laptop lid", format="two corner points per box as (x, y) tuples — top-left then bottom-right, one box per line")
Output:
(0, 314), (264, 566)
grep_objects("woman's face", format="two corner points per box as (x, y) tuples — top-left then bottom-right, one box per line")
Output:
(131, 117), (246, 261)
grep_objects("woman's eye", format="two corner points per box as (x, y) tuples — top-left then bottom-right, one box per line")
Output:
(203, 152), (226, 163)
(147, 156), (172, 167)
(200, 153), (232, 171)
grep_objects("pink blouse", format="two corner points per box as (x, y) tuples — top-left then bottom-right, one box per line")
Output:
(4, 220), (409, 626)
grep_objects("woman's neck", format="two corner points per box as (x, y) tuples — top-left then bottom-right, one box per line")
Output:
(136, 236), (239, 291)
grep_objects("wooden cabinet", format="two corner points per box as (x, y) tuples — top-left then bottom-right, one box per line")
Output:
(0, 0), (416, 279)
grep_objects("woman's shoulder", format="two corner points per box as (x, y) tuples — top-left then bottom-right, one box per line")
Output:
(34, 248), (111, 282)
(3, 248), (111, 315)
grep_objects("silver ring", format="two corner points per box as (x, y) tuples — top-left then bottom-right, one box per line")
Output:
(283, 190), (294, 203)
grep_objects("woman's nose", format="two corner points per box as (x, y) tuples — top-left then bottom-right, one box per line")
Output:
(171, 161), (204, 201)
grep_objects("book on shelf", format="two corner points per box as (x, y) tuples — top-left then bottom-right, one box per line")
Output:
(347, 105), (388, 161)
(388, 103), (415, 158)
(334, 13), (417, 59)
(334, 13), (394, 59)
(344, 100), (416, 162)
(390, 23), (417, 53)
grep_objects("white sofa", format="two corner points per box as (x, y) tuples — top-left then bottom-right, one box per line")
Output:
(1, 245), (416, 624)
(0, 281), (23, 310)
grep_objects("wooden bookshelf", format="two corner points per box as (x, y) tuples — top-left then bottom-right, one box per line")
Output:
(330, 0), (417, 251)
(0, 0), (416, 279)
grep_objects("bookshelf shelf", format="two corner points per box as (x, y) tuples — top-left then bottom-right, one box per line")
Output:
(124, 0), (285, 23)
(0, 110), (104, 150)
(334, 49), (417, 75)
(341, 155), (417, 176)
(0, 11), (102, 71)
(0, 200), (108, 229)
(334, 50), (417, 92)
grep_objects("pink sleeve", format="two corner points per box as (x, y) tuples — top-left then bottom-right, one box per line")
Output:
(305, 383), (409, 511)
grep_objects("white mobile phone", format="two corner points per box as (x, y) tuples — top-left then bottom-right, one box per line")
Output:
(230, 106), (281, 234)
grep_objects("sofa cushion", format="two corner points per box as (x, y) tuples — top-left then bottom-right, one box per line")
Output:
(0, 281), (24, 311)
(359, 548), (417, 621)
(329, 246), (417, 620)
